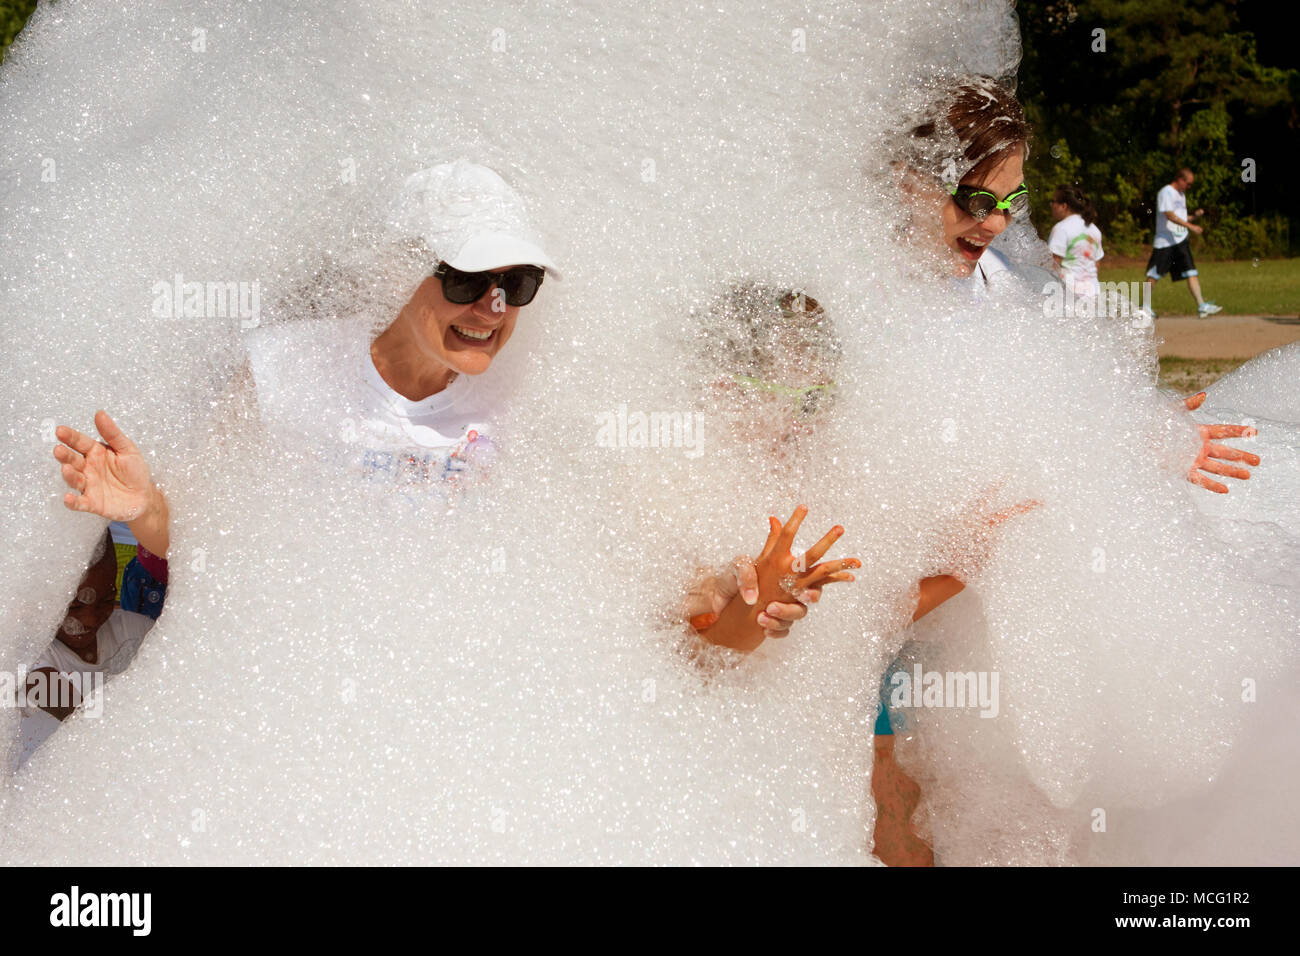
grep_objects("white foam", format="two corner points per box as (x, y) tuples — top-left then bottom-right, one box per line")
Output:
(0, 0), (1295, 865)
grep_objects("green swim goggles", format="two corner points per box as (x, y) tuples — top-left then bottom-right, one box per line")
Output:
(731, 375), (835, 418)
(950, 183), (1030, 222)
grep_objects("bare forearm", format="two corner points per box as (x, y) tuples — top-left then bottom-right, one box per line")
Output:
(697, 593), (767, 653)
(127, 484), (170, 558)
(913, 575), (964, 621)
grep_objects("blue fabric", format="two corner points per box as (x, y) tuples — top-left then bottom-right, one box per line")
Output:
(873, 694), (894, 735)
(875, 663), (898, 736)
(119, 556), (167, 620)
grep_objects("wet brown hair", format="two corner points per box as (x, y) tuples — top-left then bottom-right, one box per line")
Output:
(904, 75), (1031, 184)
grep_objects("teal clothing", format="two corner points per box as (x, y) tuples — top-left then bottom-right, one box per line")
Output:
(874, 659), (907, 736)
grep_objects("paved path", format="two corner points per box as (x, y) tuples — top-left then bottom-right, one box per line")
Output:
(1155, 315), (1300, 359)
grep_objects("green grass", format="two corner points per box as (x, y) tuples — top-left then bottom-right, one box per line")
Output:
(1101, 257), (1300, 317)
(1157, 357), (1251, 394)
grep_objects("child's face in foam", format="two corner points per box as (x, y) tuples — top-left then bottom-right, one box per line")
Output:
(904, 144), (1026, 277)
(938, 144), (1025, 276)
(710, 328), (836, 453)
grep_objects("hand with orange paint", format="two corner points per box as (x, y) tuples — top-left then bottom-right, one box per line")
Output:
(685, 555), (820, 641)
(1182, 391), (1260, 494)
(693, 505), (860, 654)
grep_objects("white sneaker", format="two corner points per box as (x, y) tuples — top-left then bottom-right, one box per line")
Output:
(1198, 301), (1223, 316)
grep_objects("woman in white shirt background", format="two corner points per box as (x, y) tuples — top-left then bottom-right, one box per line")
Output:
(1047, 185), (1103, 303)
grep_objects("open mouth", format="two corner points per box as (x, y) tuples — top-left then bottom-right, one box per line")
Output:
(450, 325), (497, 345)
(955, 236), (989, 260)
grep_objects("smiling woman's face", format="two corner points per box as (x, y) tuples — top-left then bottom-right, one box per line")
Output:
(938, 144), (1026, 276)
(400, 269), (524, 377)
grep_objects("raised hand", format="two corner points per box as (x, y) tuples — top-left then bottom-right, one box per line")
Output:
(940, 482), (1042, 585)
(696, 505), (859, 653)
(53, 410), (157, 521)
(1182, 392), (1260, 494)
(687, 555), (813, 639)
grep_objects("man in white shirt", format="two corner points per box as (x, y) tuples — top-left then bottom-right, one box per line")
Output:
(1144, 168), (1221, 318)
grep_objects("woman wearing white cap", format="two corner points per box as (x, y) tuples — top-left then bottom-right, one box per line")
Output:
(49, 160), (561, 556)
(51, 158), (827, 662)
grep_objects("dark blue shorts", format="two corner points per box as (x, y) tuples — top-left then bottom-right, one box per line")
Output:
(1146, 239), (1197, 282)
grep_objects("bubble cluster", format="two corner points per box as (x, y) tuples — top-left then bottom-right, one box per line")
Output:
(0, 0), (1295, 865)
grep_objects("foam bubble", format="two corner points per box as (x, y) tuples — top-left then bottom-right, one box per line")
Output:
(0, 0), (1295, 865)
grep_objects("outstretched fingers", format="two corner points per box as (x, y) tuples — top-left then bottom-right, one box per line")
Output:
(1200, 422), (1257, 440)
(1198, 458), (1252, 481)
(1188, 469), (1228, 494)
(802, 524), (844, 566)
(62, 490), (97, 513)
(776, 504), (809, 554)
(52, 441), (84, 469)
(800, 557), (861, 588)
(54, 424), (100, 458)
(817, 570), (856, 586)
(59, 462), (87, 494)
(1204, 441), (1260, 467)
(757, 517), (782, 561)
(94, 409), (140, 456)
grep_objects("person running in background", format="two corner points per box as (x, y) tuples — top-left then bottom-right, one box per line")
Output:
(1047, 185), (1103, 307)
(1144, 167), (1221, 318)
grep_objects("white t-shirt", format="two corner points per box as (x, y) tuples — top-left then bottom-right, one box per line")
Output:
(20, 608), (153, 719)
(969, 246), (1012, 293)
(244, 318), (500, 501)
(1047, 213), (1104, 296)
(1154, 184), (1188, 248)
(967, 247), (1058, 298)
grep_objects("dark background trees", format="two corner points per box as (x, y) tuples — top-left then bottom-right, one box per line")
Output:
(5, 0), (1295, 258)
(1, 0), (37, 59)
(1018, 0), (1297, 257)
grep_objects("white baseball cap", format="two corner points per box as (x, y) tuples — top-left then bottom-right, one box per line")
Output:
(389, 160), (561, 279)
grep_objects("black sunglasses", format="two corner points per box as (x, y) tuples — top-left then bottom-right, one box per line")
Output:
(949, 183), (1030, 222)
(433, 262), (545, 307)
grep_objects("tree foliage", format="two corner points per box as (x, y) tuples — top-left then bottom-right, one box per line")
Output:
(1, 0), (37, 62)
(3, 1), (1293, 257)
(1018, 0), (1297, 257)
